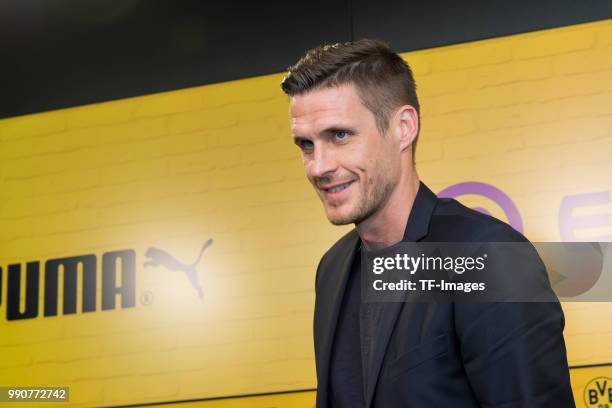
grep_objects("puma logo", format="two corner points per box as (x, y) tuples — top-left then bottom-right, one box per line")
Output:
(144, 239), (213, 299)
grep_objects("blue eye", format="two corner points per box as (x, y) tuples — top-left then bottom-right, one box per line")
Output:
(335, 130), (349, 140)
(300, 140), (314, 152)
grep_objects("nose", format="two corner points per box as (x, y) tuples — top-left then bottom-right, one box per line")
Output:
(307, 142), (337, 180)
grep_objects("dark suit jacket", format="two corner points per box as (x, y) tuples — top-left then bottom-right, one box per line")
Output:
(313, 181), (576, 407)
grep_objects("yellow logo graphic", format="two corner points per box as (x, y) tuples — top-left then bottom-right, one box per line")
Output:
(584, 377), (612, 407)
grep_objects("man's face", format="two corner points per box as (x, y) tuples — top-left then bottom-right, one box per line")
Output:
(290, 83), (401, 225)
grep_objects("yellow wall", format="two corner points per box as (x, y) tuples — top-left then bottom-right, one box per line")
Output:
(1, 18), (611, 407)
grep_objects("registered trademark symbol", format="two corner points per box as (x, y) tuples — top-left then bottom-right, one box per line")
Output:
(140, 291), (154, 305)
(483, 254), (487, 258)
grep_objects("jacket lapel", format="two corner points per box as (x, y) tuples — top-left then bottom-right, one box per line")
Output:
(364, 181), (439, 407)
(315, 231), (360, 407)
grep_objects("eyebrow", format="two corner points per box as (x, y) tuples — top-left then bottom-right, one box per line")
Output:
(321, 126), (355, 135)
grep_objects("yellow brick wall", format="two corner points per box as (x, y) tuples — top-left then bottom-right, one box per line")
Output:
(1, 18), (611, 408)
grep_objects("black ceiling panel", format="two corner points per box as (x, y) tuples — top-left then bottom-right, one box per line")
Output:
(1, 0), (611, 119)
(353, 0), (612, 52)
(0, 0), (351, 119)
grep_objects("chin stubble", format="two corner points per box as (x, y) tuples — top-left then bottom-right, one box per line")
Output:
(327, 176), (395, 226)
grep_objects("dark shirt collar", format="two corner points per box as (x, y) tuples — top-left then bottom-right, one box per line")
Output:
(402, 181), (438, 242)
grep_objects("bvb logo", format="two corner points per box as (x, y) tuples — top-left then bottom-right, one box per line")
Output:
(584, 377), (612, 407)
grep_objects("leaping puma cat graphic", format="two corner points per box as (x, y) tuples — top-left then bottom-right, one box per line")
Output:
(143, 239), (213, 299)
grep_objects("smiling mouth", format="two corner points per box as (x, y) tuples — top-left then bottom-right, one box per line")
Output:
(322, 180), (354, 194)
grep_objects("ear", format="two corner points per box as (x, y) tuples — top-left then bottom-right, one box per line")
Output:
(394, 105), (419, 153)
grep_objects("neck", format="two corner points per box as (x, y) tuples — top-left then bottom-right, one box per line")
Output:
(356, 168), (420, 250)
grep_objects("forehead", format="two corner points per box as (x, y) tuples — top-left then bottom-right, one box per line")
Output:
(290, 84), (368, 135)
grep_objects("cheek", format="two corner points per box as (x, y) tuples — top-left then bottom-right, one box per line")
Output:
(303, 160), (322, 190)
(365, 153), (394, 187)
(352, 161), (378, 195)
(342, 142), (374, 172)
(302, 156), (314, 176)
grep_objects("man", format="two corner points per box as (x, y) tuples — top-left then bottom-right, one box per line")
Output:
(281, 39), (576, 407)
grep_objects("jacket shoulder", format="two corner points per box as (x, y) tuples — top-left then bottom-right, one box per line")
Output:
(323, 228), (359, 260)
(315, 228), (359, 290)
(430, 197), (526, 242)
